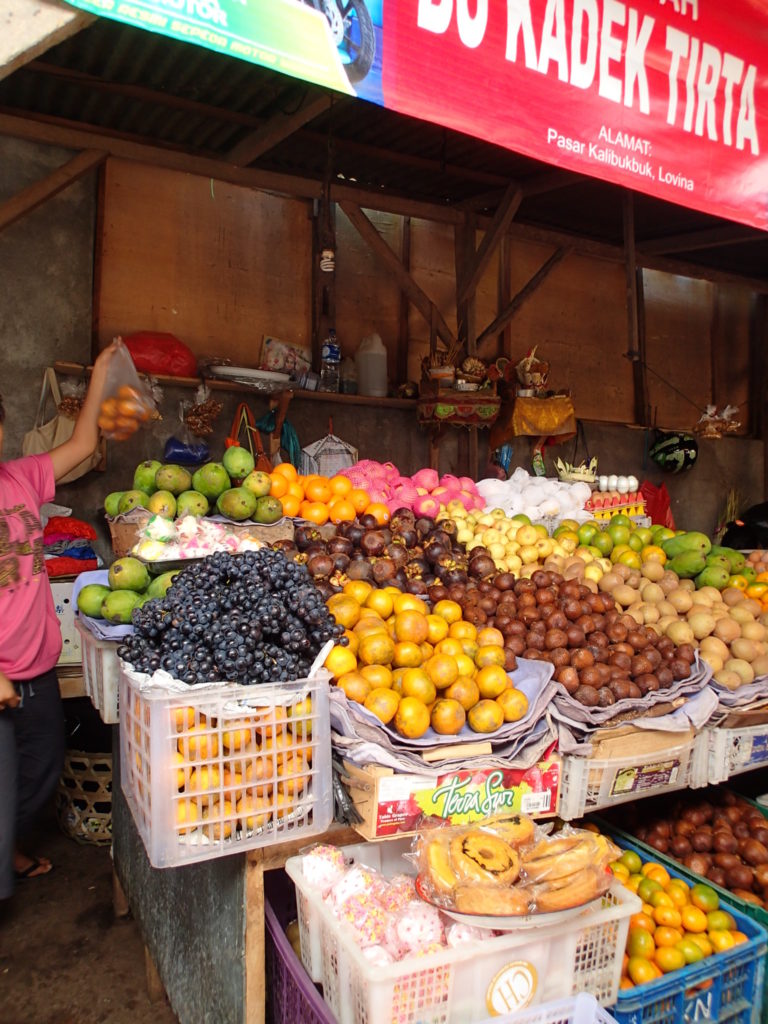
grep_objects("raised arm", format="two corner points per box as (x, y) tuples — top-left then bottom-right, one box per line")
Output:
(49, 341), (119, 483)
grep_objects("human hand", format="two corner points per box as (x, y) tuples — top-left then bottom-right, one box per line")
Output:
(90, 337), (121, 383)
(0, 671), (20, 711)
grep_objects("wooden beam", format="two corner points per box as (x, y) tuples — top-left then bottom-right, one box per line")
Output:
(454, 213), (476, 354)
(340, 200), (458, 350)
(457, 182), (522, 307)
(623, 192), (648, 427)
(227, 94), (334, 166)
(0, 147), (105, 233)
(476, 247), (569, 350)
(397, 216), (411, 384)
(0, 110), (463, 225)
(638, 224), (767, 256)
(498, 234), (513, 356)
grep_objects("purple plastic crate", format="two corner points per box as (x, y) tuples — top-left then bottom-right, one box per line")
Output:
(265, 869), (335, 1024)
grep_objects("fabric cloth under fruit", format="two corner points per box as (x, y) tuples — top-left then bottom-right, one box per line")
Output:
(0, 453), (62, 679)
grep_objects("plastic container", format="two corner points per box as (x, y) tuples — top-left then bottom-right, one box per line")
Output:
(478, 993), (618, 1024)
(557, 734), (707, 820)
(75, 619), (120, 724)
(286, 837), (640, 1024)
(340, 356), (357, 395)
(355, 333), (388, 397)
(119, 666), (333, 868)
(52, 580), (82, 666)
(265, 868), (335, 1024)
(606, 837), (767, 1024)
(708, 722), (768, 783)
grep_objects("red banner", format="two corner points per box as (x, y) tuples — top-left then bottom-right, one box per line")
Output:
(380, 1), (768, 230)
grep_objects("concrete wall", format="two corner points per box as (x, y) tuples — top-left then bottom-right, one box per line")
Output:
(0, 133), (762, 564)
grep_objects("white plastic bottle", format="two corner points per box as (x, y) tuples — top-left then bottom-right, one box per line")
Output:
(355, 333), (388, 397)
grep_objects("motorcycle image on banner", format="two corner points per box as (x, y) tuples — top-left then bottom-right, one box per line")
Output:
(303, 0), (375, 83)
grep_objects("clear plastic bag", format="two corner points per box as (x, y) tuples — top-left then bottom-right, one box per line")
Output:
(97, 337), (157, 441)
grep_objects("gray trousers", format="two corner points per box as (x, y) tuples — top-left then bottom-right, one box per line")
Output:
(0, 668), (65, 899)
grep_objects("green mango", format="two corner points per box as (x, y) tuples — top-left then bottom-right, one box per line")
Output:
(662, 531), (712, 560)
(695, 565), (731, 590)
(709, 545), (746, 574)
(705, 554), (732, 571)
(667, 551), (708, 579)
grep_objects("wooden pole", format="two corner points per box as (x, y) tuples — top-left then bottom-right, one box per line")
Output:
(623, 192), (649, 426)
(476, 247), (569, 350)
(0, 148), (105, 233)
(397, 216), (411, 385)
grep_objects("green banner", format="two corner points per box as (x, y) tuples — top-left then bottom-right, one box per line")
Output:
(64, 0), (355, 95)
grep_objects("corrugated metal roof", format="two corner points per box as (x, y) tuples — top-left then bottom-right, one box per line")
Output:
(0, 16), (765, 283)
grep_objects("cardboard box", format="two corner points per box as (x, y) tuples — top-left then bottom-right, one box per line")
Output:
(341, 755), (560, 840)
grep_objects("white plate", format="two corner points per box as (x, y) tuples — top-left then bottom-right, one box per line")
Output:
(209, 365), (290, 383)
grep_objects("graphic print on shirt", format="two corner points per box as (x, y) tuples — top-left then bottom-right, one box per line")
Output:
(0, 503), (44, 591)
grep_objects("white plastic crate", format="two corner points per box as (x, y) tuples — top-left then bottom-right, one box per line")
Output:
(557, 733), (708, 821)
(707, 721), (768, 783)
(479, 993), (618, 1024)
(74, 619), (120, 724)
(119, 665), (332, 868)
(286, 838), (639, 1024)
(52, 580), (81, 665)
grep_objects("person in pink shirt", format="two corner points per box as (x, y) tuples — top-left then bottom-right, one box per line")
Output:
(0, 343), (116, 899)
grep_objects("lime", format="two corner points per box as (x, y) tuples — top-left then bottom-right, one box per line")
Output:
(610, 513), (632, 530)
(592, 532), (614, 556)
(690, 883), (719, 913)
(634, 527), (653, 546)
(607, 523), (631, 547)
(707, 909), (735, 931)
(675, 938), (704, 964)
(628, 532), (644, 552)
(637, 877), (663, 903)
(619, 850), (643, 875)
(577, 522), (600, 546)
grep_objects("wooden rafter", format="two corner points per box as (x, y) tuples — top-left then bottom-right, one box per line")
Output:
(0, 148), (106, 233)
(638, 224), (767, 256)
(623, 192), (649, 426)
(227, 94), (334, 166)
(340, 201), (458, 351)
(457, 182), (523, 307)
(476, 247), (570, 350)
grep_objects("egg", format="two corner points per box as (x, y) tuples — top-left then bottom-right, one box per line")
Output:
(598, 475), (608, 492)
(607, 475), (618, 490)
(617, 476), (629, 494)
(627, 475), (639, 491)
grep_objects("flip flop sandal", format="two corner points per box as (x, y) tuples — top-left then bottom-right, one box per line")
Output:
(14, 857), (53, 880)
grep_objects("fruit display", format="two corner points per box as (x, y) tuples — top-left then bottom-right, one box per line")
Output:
(475, 468), (592, 523)
(323, 585), (528, 739)
(75, 556), (177, 623)
(619, 790), (768, 908)
(117, 549), (344, 686)
(608, 845), (750, 987)
(104, 453), (284, 525)
(418, 819), (618, 916)
(265, 462), (386, 525)
(338, 462), (484, 519)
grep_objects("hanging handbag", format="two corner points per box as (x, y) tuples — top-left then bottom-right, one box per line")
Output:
(226, 402), (273, 473)
(22, 368), (105, 484)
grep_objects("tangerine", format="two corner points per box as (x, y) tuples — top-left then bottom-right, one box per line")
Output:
(269, 474), (288, 498)
(364, 687), (400, 725)
(326, 594), (362, 629)
(394, 696), (431, 739)
(680, 905), (707, 933)
(349, 488), (372, 513)
(433, 600), (463, 624)
(434, 638), (464, 658)
(654, 947), (685, 973)
(690, 884), (719, 913)
(305, 477), (332, 503)
(430, 698), (466, 735)
(445, 676), (481, 711)
(187, 765), (221, 792)
(454, 653), (476, 678)
(467, 699), (504, 733)
(627, 927), (656, 959)
(357, 632), (396, 666)
(401, 668), (437, 705)
(325, 645), (358, 678)
(654, 926), (683, 948)
(425, 654), (459, 689)
(221, 722), (255, 751)
(174, 706), (198, 732)
(329, 475), (352, 496)
(175, 798), (200, 833)
(286, 480), (305, 500)
(273, 462), (298, 482)
(344, 580), (373, 604)
(365, 589), (395, 619)
(330, 500), (356, 523)
(476, 664), (509, 699)
(474, 645), (506, 668)
(393, 593), (428, 615)
(201, 799), (235, 841)
(343, 629), (359, 655)
(627, 957), (659, 985)
(304, 502), (330, 525)
(354, 617), (389, 638)
(394, 610), (429, 645)
(360, 664), (393, 688)
(337, 671), (372, 703)
(419, 642), (434, 661)
(178, 725), (218, 761)
(496, 687), (529, 722)
(237, 794), (270, 831)
(449, 620), (477, 640)
(365, 502), (390, 525)
(425, 614), (450, 644)
(280, 494), (301, 517)
(477, 627), (505, 648)
(392, 641), (423, 668)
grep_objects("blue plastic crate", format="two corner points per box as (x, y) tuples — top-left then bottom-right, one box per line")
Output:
(609, 838), (767, 1024)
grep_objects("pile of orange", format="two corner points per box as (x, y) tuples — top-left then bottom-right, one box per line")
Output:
(170, 699), (313, 841)
(323, 583), (528, 740)
(267, 463), (390, 526)
(610, 849), (748, 989)
(98, 384), (153, 441)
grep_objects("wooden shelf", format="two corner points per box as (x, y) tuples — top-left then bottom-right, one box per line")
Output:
(53, 361), (417, 410)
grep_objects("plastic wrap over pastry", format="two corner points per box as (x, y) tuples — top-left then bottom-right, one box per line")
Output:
(520, 828), (621, 913)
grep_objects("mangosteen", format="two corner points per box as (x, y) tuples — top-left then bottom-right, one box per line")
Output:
(328, 536), (354, 557)
(389, 508), (416, 533)
(399, 528), (418, 548)
(406, 579), (428, 596)
(271, 539), (296, 554)
(415, 517), (434, 538)
(359, 513), (378, 530)
(386, 543), (409, 569)
(373, 558), (397, 584)
(347, 560), (374, 581)
(360, 530), (388, 557)
(346, 523), (365, 547)
(306, 553), (334, 579)
(469, 554), (496, 579)
(331, 552), (351, 573)
(294, 524), (322, 551)
(313, 579), (335, 600)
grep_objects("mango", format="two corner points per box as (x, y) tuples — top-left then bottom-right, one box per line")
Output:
(696, 565), (731, 590)
(710, 546), (746, 574)
(662, 531), (712, 560)
(667, 551), (708, 579)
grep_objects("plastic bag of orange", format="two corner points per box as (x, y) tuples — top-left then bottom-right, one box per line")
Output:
(97, 338), (157, 441)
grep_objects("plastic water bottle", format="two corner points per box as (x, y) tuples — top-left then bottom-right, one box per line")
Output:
(320, 328), (341, 393)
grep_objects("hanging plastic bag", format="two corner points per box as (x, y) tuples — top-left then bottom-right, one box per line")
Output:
(124, 331), (198, 377)
(22, 368), (104, 483)
(97, 338), (157, 441)
(163, 398), (211, 464)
